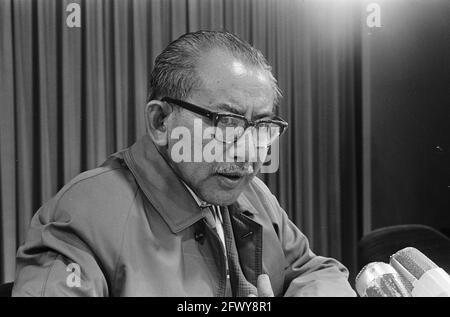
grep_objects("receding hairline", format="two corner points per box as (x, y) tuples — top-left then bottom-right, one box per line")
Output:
(148, 30), (282, 105)
(193, 47), (276, 93)
(187, 46), (281, 103)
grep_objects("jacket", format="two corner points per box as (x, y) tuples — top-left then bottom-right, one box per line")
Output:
(12, 134), (356, 296)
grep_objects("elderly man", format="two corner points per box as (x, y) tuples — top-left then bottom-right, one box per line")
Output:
(12, 31), (356, 297)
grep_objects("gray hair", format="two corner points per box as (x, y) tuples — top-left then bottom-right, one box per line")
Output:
(148, 30), (282, 107)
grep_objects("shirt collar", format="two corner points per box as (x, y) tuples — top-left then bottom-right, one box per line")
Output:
(181, 181), (207, 207)
(181, 181), (223, 224)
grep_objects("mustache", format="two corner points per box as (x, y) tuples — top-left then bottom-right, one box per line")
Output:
(214, 163), (254, 175)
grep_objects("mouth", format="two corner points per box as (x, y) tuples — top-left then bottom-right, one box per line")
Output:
(213, 164), (254, 189)
(215, 172), (248, 188)
(216, 172), (246, 179)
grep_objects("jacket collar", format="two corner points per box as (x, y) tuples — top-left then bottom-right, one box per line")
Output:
(123, 135), (258, 234)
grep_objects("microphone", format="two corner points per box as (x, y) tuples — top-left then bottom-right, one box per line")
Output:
(390, 247), (450, 297)
(355, 262), (411, 297)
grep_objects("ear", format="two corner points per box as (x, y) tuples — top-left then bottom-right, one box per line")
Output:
(145, 100), (173, 147)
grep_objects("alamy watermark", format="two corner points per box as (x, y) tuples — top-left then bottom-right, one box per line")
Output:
(66, 263), (81, 288)
(169, 119), (280, 173)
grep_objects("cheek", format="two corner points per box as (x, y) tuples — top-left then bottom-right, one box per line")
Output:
(256, 147), (269, 164)
(167, 118), (218, 163)
(174, 162), (213, 185)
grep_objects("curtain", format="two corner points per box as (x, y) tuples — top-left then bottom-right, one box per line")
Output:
(0, 0), (361, 284)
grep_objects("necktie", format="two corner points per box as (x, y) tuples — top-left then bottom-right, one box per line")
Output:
(220, 207), (258, 297)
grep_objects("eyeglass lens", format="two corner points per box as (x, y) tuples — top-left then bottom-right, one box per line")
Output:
(214, 116), (281, 147)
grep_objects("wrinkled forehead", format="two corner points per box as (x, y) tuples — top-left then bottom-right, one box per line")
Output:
(193, 50), (276, 114)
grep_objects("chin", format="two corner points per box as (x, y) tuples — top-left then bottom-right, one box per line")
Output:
(200, 189), (242, 206)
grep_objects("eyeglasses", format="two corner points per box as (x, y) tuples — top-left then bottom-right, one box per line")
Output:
(161, 97), (288, 148)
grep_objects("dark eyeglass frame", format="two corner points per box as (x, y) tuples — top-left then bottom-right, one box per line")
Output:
(161, 96), (288, 138)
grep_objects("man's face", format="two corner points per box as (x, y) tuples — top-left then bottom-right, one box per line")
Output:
(166, 49), (275, 205)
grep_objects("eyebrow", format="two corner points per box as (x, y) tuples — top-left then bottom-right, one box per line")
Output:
(215, 103), (244, 115)
(254, 112), (275, 120)
(214, 103), (275, 120)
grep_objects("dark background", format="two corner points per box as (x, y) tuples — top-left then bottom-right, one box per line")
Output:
(363, 0), (450, 233)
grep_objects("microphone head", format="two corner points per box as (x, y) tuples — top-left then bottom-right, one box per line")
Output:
(390, 247), (450, 296)
(390, 247), (438, 280)
(355, 262), (411, 297)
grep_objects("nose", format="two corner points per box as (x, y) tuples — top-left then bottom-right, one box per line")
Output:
(224, 127), (258, 163)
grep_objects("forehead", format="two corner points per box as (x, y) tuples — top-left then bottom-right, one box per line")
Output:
(192, 49), (275, 113)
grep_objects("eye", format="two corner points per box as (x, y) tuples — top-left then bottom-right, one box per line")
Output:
(218, 116), (243, 127)
(220, 117), (234, 125)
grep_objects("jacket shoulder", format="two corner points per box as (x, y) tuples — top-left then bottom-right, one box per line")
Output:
(55, 162), (137, 216)
(38, 162), (139, 247)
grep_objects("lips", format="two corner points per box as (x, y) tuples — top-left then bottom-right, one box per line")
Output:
(215, 174), (244, 189)
(214, 167), (253, 189)
(216, 172), (247, 179)
(214, 164), (254, 189)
